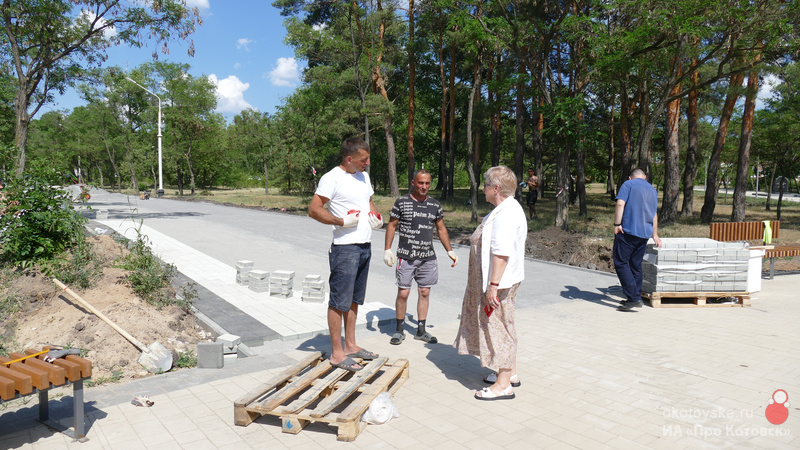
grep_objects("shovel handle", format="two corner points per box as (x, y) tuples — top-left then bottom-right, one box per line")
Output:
(53, 278), (150, 353)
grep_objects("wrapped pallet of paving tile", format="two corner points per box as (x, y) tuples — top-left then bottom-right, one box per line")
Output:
(301, 274), (326, 303)
(642, 238), (749, 294)
(270, 270), (294, 298)
(236, 260), (254, 285)
(248, 269), (270, 293)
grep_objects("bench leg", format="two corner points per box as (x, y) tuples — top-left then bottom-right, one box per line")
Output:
(38, 389), (49, 421)
(73, 379), (85, 439)
(770, 258), (775, 279)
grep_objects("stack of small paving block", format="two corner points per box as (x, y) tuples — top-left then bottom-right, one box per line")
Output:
(642, 238), (749, 293)
(248, 269), (270, 293)
(301, 274), (325, 303)
(270, 270), (294, 298)
(236, 260), (254, 286)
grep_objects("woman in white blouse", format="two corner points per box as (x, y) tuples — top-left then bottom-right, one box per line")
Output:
(454, 165), (527, 400)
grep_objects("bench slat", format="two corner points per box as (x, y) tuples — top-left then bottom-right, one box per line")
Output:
(0, 375), (15, 401)
(709, 220), (780, 242)
(0, 356), (49, 390)
(0, 366), (33, 396)
(10, 352), (66, 386)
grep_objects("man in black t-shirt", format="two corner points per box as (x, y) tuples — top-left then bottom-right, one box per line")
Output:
(384, 170), (458, 345)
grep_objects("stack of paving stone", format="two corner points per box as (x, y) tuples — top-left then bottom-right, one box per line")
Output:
(236, 260), (254, 286)
(642, 238), (749, 293)
(270, 270), (295, 298)
(248, 269), (270, 293)
(217, 333), (241, 364)
(301, 274), (326, 303)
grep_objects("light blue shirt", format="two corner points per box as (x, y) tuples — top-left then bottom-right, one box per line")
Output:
(616, 178), (658, 239)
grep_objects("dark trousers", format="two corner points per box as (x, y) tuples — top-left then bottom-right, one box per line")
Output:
(613, 233), (648, 303)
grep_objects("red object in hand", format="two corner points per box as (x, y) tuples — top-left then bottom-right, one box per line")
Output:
(484, 304), (494, 317)
(347, 209), (361, 216)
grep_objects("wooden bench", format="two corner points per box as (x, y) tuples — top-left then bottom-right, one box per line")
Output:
(709, 220), (800, 278)
(0, 348), (92, 440)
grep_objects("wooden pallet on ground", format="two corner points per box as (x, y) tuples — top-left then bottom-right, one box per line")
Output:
(234, 351), (409, 442)
(643, 291), (750, 308)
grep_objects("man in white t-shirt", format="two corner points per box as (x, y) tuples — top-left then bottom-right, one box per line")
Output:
(308, 137), (383, 372)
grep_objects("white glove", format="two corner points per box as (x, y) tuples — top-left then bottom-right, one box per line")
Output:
(368, 211), (383, 229)
(447, 251), (458, 267)
(384, 249), (396, 267)
(342, 210), (360, 228)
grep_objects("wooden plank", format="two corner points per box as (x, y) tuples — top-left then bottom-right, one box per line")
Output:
(0, 374), (15, 401)
(234, 351), (322, 426)
(0, 356), (49, 390)
(337, 359), (409, 424)
(65, 355), (93, 378)
(0, 366), (33, 396)
(710, 220), (781, 242)
(26, 350), (82, 382)
(253, 359), (334, 413)
(278, 364), (351, 414)
(643, 292), (749, 308)
(309, 357), (388, 419)
(11, 352), (66, 386)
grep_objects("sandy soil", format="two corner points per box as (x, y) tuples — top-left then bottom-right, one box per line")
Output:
(2, 235), (210, 383)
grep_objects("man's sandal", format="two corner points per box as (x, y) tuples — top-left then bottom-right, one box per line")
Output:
(414, 331), (438, 344)
(390, 332), (405, 345)
(347, 349), (378, 360)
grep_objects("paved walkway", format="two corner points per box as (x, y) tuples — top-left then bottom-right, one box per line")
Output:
(2, 273), (798, 448)
(1, 191), (798, 448)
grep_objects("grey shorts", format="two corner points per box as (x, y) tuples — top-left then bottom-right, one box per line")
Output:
(396, 258), (439, 289)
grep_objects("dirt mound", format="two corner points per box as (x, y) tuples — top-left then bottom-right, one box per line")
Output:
(3, 235), (209, 383)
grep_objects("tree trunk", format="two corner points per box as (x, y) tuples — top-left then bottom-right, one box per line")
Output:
(13, 83), (30, 178)
(263, 155), (269, 195)
(555, 142), (570, 230)
(373, 0), (399, 197)
(436, 22), (447, 195)
(732, 68), (759, 222)
(406, 0), (416, 190)
(489, 53), (500, 167)
(700, 73), (745, 223)
(634, 80), (652, 176)
(661, 60), (682, 225)
(128, 158), (139, 194)
(618, 83), (634, 185)
(681, 66), (700, 217)
(185, 151), (196, 195)
(447, 43), (456, 199)
(384, 117), (399, 196)
(466, 59), (482, 222)
(534, 96), (543, 198)
(576, 109), (587, 217)
(607, 103), (616, 196)
(515, 58), (525, 201)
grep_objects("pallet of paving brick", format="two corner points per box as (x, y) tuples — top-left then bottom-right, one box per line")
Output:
(643, 291), (750, 308)
(234, 351), (409, 441)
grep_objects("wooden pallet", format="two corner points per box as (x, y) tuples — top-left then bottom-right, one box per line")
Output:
(643, 291), (750, 308)
(234, 351), (409, 442)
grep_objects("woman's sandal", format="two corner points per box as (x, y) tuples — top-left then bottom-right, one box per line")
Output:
(474, 386), (515, 401)
(483, 372), (521, 387)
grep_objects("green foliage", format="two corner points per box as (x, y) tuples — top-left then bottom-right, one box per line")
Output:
(175, 349), (197, 368)
(0, 168), (87, 263)
(40, 239), (103, 289)
(85, 371), (123, 388)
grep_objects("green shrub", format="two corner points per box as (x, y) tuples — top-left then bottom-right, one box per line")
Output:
(175, 349), (197, 368)
(41, 239), (103, 289)
(0, 168), (86, 263)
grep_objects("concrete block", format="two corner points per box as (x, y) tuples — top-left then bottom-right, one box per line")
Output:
(249, 270), (269, 280)
(224, 354), (238, 365)
(197, 342), (224, 369)
(216, 333), (241, 347)
(236, 260), (254, 269)
(249, 285), (270, 293)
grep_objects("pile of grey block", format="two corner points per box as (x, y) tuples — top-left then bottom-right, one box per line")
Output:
(642, 238), (749, 293)
(302, 275), (325, 303)
(270, 270), (294, 298)
(236, 260), (253, 285)
(248, 270), (270, 293)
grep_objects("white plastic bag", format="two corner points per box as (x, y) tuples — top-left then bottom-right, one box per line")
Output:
(361, 392), (400, 424)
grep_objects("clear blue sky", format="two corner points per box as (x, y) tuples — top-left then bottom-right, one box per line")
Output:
(43, 0), (304, 121)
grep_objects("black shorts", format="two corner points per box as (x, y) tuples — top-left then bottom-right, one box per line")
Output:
(526, 190), (538, 205)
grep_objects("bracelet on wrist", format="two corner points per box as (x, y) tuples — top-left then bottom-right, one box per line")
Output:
(489, 281), (499, 287)
(614, 223), (621, 227)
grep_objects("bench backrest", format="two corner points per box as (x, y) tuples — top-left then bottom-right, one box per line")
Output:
(709, 220), (781, 242)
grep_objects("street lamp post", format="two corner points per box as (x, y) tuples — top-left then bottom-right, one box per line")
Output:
(125, 77), (164, 197)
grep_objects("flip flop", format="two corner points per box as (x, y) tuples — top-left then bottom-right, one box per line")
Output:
(347, 349), (378, 360)
(330, 357), (362, 372)
(390, 332), (405, 345)
(474, 386), (515, 401)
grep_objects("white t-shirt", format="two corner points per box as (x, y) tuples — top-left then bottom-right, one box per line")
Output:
(315, 166), (375, 245)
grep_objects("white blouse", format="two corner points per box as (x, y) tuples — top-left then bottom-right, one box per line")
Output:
(480, 196), (527, 291)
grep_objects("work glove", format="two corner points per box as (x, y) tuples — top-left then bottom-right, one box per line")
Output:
(447, 251), (458, 267)
(384, 249), (396, 267)
(368, 211), (383, 229)
(342, 210), (360, 228)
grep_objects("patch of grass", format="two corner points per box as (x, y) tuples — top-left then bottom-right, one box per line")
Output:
(41, 239), (104, 289)
(116, 232), (181, 310)
(175, 349), (197, 368)
(85, 370), (123, 388)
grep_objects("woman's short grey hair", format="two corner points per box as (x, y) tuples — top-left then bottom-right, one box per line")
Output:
(483, 165), (518, 198)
